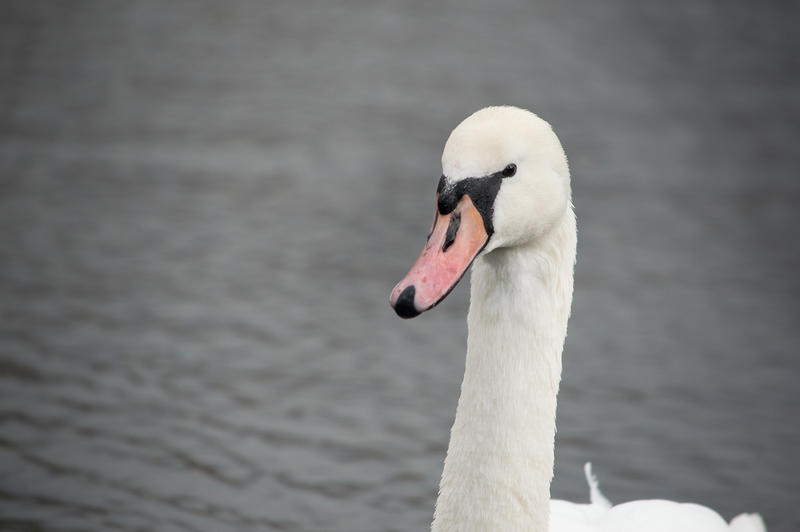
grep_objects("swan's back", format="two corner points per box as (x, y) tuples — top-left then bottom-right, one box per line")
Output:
(549, 464), (767, 532)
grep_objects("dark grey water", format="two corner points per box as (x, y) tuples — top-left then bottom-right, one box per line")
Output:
(1, 2), (798, 531)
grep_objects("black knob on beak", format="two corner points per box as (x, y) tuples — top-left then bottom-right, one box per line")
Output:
(437, 187), (459, 215)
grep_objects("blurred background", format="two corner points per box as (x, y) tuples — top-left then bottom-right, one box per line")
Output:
(1, 2), (798, 531)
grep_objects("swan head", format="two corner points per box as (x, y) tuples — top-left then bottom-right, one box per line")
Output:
(390, 106), (570, 318)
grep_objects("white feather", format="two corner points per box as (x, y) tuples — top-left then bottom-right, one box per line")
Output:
(550, 463), (766, 531)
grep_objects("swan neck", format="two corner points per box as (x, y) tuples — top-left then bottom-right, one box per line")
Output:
(431, 211), (576, 532)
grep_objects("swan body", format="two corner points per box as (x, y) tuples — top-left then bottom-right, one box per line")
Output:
(550, 463), (766, 532)
(389, 106), (765, 531)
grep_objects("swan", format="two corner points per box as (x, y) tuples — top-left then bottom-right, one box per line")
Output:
(389, 106), (766, 532)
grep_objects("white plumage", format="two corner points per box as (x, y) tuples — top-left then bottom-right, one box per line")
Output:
(550, 463), (766, 532)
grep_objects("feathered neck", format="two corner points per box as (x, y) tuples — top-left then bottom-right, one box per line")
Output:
(431, 208), (577, 532)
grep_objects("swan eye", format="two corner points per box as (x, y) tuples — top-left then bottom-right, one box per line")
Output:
(502, 164), (517, 178)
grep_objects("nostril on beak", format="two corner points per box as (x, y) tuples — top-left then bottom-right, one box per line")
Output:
(442, 211), (461, 252)
(393, 285), (420, 319)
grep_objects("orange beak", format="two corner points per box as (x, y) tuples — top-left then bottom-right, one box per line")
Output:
(390, 194), (490, 318)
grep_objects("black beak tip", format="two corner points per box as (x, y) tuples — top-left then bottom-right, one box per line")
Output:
(393, 285), (421, 319)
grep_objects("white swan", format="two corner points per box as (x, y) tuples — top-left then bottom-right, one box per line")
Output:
(389, 106), (765, 532)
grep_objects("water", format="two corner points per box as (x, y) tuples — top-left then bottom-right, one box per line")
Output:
(1, 2), (798, 531)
